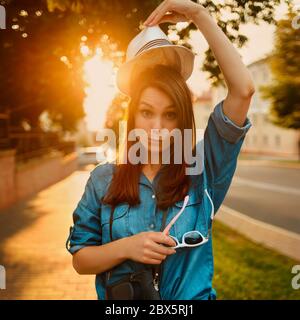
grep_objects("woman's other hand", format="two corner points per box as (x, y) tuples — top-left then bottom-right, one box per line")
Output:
(125, 231), (177, 265)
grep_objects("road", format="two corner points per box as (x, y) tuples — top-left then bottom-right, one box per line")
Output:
(223, 162), (300, 235)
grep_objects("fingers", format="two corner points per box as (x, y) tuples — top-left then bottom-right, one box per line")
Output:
(145, 258), (164, 265)
(142, 243), (176, 265)
(162, 237), (177, 248)
(157, 13), (177, 24)
(168, 236), (177, 247)
(158, 12), (189, 24)
(150, 232), (177, 248)
(151, 241), (176, 255)
(136, 232), (178, 265)
(145, 249), (168, 261)
(155, 13), (171, 24)
(144, 1), (166, 25)
(144, 0), (170, 26)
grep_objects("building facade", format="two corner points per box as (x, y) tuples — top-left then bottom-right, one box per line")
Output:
(210, 56), (299, 160)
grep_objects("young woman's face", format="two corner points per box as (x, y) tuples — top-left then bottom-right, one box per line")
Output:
(134, 86), (179, 153)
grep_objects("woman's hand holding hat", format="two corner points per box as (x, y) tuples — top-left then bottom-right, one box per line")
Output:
(143, 0), (207, 26)
(116, 1), (196, 96)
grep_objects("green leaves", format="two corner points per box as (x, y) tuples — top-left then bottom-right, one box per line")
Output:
(261, 8), (300, 131)
(0, 0), (282, 133)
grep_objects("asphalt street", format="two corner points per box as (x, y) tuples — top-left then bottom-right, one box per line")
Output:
(223, 163), (300, 235)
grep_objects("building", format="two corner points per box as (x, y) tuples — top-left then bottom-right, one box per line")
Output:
(192, 89), (213, 143)
(212, 56), (299, 160)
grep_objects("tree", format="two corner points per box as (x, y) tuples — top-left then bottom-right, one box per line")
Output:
(47, 0), (282, 85)
(260, 6), (300, 158)
(0, 0), (85, 132)
(0, 0), (281, 133)
(104, 94), (129, 147)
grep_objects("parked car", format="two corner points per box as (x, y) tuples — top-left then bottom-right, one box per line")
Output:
(77, 146), (107, 166)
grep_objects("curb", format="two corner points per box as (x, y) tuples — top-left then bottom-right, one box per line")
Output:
(238, 159), (300, 170)
(215, 205), (300, 262)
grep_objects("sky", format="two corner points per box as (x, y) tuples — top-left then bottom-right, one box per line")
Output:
(186, 0), (296, 94)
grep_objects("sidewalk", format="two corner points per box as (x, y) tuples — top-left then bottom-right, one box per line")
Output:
(0, 168), (97, 300)
(238, 156), (300, 170)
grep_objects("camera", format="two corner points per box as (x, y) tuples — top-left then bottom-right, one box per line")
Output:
(105, 268), (161, 300)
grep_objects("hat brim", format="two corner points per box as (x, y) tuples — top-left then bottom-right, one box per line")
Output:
(116, 45), (195, 96)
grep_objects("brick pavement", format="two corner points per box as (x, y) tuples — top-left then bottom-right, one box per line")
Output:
(0, 166), (97, 300)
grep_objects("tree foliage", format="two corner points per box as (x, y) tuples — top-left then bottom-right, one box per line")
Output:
(0, 0), (85, 132)
(46, 0), (281, 85)
(0, 0), (281, 132)
(261, 7), (300, 130)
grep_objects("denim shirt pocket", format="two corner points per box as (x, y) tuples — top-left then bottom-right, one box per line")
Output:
(171, 191), (208, 241)
(100, 203), (130, 243)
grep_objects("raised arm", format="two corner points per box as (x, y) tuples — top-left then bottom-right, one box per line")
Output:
(143, 0), (255, 126)
(191, 7), (255, 127)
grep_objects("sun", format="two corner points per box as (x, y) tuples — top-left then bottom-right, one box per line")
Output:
(83, 49), (118, 132)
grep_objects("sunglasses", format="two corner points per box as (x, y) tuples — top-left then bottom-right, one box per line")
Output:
(168, 230), (209, 249)
(163, 189), (214, 249)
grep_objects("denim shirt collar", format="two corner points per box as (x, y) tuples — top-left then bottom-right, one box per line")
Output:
(139, 164), (202, 206)
(139, 163), (167, 189)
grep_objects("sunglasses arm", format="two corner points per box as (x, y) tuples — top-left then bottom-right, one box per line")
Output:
(163, 195), (190, 235)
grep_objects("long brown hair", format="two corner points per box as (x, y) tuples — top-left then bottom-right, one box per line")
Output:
(102, 64), (196, 212)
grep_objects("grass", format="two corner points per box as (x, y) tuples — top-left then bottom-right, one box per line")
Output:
(212, 220), (300, 300)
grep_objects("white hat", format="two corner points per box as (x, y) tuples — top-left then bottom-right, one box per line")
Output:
(116, 25), (196, 96)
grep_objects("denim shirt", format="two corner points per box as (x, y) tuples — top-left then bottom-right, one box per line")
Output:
(66, 99), (252, 300)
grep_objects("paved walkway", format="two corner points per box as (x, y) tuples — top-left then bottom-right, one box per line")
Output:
(238, 159), (300, 170)
(0, 167), (97, 300)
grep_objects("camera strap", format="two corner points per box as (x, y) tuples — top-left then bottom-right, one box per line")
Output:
(104, 206), (169, 292)
(151, 207), (169, 292)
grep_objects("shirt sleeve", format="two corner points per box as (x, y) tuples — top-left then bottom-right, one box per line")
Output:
(66, 173), (102, 255)
(204, 99), (252, 215)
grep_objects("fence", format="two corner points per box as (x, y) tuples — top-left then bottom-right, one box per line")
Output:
(0, 112), (9, 148)
(0, 112), (76, 162)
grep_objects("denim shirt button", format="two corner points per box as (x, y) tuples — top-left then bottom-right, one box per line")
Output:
(149, 223), (155, 229)
(151, 194), (156, 199)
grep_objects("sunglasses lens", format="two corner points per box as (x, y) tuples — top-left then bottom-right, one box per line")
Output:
(184, 231), (203, 245)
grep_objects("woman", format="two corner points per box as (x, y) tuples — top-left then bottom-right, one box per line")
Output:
(66, 0), (254, 300)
